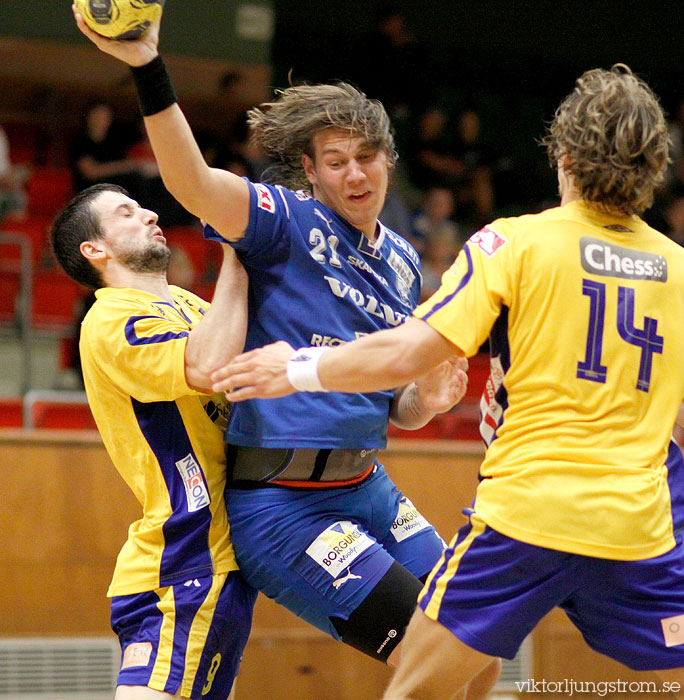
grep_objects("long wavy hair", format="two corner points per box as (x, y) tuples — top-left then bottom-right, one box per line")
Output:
(247, 82), (397, 191)
(543, 64), (670, 215)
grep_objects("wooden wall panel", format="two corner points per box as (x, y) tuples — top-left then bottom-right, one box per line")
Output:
(1, 431), (674, 699)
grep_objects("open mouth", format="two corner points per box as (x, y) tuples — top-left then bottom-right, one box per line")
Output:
(349, 191), (371, 202)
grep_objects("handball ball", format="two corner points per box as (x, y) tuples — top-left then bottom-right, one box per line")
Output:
(75, 0), (165, 40)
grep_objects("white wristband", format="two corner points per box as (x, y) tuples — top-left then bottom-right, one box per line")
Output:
(286, 347), (329, 392)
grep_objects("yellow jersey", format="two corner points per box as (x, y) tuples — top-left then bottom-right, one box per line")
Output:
(80, 285), (237, 595)
(415, 200), (684, 560)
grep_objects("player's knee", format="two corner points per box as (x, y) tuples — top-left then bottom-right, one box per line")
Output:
(330, 561), (423, 663)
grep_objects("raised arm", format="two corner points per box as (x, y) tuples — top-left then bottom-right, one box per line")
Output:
(72, 8), (250, 240)
(184, 244), (248, 391)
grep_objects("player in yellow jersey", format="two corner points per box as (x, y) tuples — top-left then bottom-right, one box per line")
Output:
(50, 183), (257, 700)
(213, 65), (684, 699)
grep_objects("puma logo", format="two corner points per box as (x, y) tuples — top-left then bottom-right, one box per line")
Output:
(332, 568), (362, 589)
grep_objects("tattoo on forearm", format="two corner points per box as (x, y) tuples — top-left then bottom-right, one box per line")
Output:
(397, 384), (424, 420)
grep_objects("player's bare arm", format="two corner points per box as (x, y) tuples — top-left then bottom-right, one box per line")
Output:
(72, 7), (250, 241)
(184, 244), (248, 390)
(676, 404), (684, 429)
(389, 356), (469, 430)
(213, 318), (462, 400)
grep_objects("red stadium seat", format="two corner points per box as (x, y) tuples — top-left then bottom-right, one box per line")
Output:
(24, 391), (96, 430)
(32, 270), (85, 331)
(0, 264), (21, 324)
(57, 335), (78, 372)
(2, 121), (44, 165)
(0, 215), (53, 265)
(164, 225), (211, 272)
(25, 166), (74, 217)
(0, 396), (23, 427)
(191, 281), (215, 302)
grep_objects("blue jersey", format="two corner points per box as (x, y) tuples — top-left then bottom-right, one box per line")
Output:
(204, 181), (421, 449)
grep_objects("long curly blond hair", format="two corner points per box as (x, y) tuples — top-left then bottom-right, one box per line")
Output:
(247, 82), (397, 191)
(543, 64), (670, 215)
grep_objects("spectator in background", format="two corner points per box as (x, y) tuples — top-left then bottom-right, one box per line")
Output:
(667, 96), (684, 183)
(451, 109), (495, 228)
(346, 2), (432, 124)
(411, 185), (462, 257)
(407, 106), (459, 191)
(664, 184), (684, 247)
(378, 186), (414, 243)
(70, 101), (145, 197)
(0, 125), (28, 220)
(418, 230), (458, 302)
(71, 103), (195, 228)
(127, 119), (197, 227)
(408, 106), (496, 230)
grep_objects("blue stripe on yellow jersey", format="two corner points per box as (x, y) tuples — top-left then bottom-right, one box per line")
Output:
(79, 286), (237, 595)
(414, 200), (684, 560)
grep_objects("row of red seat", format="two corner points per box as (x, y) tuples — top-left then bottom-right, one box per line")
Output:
(0, 355), (491, 434)
(0, 394), (482, 437)
(0, 149), (220, 329)
(0, 392), (96, 430)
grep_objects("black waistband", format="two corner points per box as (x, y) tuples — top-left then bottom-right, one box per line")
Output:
(226, 445), (379, 485)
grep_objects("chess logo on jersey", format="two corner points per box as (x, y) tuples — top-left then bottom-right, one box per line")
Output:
(469, 227), (507, 257)
(580, 237), (667, 282)
(254, 183), (276, 213)
(390, 497), (431, 542)
(176, 454), (210, 512)
(305, 521), (374, 577)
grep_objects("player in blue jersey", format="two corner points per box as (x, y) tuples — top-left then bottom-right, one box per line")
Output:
(73, 10), (501, 697)
(213, 67), (684, 699)
(50, 183), (257, 700)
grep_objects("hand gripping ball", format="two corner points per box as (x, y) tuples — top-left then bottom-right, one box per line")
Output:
(74, 0), (165, 40)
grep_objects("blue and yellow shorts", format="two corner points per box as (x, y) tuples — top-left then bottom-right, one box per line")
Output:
(110, 571), (257, 698)
(419, 508), (684, 671)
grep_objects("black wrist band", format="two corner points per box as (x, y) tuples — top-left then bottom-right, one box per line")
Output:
(130, 54), (178, 117)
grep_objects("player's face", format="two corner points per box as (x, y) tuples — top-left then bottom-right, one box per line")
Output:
(94, 190), (170, 272)
(303, 128), (391, 240)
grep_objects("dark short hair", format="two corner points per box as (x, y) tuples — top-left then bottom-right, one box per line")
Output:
(50, 184), (129, 289)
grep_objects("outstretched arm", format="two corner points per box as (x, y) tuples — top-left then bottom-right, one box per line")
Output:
(72, 8), (250, 240)
(212, 317), (463, 400)
(184, 244), (248, 391)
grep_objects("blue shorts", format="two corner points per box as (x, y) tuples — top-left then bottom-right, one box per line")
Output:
(419, 509), (684, 670)
(110, 571), (257, 699)
(225, 464), (445, 639)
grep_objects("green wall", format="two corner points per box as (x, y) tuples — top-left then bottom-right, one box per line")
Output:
(0, 0), (273, 64)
